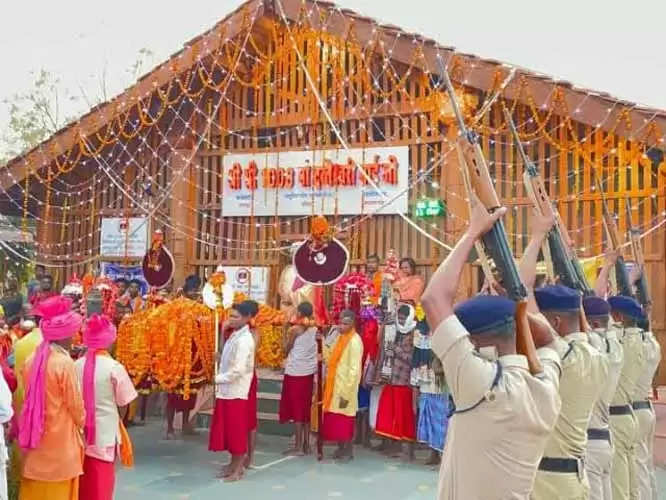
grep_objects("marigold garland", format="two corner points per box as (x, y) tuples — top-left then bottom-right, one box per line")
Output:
(116, 298), (215, 400)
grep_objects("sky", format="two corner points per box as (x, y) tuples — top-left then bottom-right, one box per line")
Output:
(1, 0), (665, 139)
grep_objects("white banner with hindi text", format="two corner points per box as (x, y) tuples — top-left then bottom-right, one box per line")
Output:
(221, 146), (409, 217)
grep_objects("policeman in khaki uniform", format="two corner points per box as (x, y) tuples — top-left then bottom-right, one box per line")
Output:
(422, 200), (563, 500)
(530, 285), (608, 500)
(632, 312), (660, 500)
(607, 296), (645, 500)
(582, 296), (623, 500)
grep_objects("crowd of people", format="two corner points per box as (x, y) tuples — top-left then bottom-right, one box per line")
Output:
(0, 198), (660, 499)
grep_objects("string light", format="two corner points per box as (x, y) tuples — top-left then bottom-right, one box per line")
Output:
(0, 0), (664, 267)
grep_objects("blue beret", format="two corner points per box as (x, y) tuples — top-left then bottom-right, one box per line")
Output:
(534, 285), (581, 313)
(454, 296), (516, 335)
(582, 296), (610, 318)
(608, 295), (643, 320)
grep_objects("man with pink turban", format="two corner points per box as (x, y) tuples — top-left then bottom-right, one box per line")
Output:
(18, 295), (85, 500)
(74, 314), (137, 500)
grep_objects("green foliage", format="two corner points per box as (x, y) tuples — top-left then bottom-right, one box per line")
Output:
(0, 48), (155, 165)
(0, 69), (77, 164)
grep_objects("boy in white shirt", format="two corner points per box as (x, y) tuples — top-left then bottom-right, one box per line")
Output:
(208, 302), (256, 482)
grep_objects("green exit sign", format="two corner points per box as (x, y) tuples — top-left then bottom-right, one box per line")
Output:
(415, 198), (446, 218)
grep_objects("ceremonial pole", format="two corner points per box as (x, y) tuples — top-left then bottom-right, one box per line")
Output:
(316, 319), (324, 461)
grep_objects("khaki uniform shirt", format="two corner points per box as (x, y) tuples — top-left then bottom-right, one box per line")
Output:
(540, 332), (608, 460)
(633, 330), (661, 402)
(611, 327), (645, 407)
(432, 315), (562, 500)
(588, 329), (623, 430)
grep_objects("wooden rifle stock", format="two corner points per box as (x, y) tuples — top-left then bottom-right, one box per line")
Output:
(625, 198), (651, 308)
(597, 179), (633, 297)
(514, 301), (543, 375)
(441, 67), (541, 374)
(504, 109), (584, 292)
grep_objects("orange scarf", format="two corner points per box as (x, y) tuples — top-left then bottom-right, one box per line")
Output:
(371, 272), (383, 304)
(323, 330), (356, 412)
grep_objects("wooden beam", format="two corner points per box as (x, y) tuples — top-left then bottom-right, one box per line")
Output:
(1, 0), (266, 190)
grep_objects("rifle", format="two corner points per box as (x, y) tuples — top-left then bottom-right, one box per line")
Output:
(597, 178), (633, 297)
(625, 198), (651, 308)
(504, 109), (587, 294)
(441, 68), (542, 375)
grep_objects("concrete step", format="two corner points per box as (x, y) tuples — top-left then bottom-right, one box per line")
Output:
(195, 370), (292, 436)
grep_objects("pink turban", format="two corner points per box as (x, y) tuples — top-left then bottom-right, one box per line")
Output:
(82, 314), (117, 445)
(20, 296), (82, 449)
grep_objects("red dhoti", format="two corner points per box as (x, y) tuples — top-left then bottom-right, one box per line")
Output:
(208, 398), (249, 455)
(167, 393), (196, 412)
(321, 412), (355, 442)
(279, 374), (314, 424)
(247, 371), (258, 431)
(78, 455), (115, 500)
(375, 384), (416, 441)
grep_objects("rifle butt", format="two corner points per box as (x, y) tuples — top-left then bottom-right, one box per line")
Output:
(515, 301), (543, 375)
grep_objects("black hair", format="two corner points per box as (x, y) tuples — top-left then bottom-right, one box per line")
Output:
(232, 302), (253, 318)
(129, 279), (142, 286)
(339, 308), (356, 322)
(114, 278), (129, 285)
(183, 274), (201, 293)
(399, 257), (417, 273)
(297, 302), (313, 318)
(637, 317), (650, 331)
(241, 300), (259, 318)
(397, 304), (411, 317)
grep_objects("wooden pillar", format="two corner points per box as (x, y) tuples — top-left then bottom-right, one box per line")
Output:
(169, 150), (195, 288)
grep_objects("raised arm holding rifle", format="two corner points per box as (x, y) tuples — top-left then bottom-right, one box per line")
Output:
(422, 65), (563, 500)
(624, 198), (661, 500)
(598, 179), (634, 297)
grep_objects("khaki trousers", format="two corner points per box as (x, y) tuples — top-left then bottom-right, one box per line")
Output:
(609, 412), (639, 500)
(585, 437), (613, 500)
(531, 468), (589, 500)
(633, 407), (657, 500)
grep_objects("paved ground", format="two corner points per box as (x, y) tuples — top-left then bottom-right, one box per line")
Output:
(117, 419), (438, 500)
(118, 418), (666, 499)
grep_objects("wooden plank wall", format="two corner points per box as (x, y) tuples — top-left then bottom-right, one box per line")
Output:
(43, 29), (666, 380)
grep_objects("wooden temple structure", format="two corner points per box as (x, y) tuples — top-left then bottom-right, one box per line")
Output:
(2, 0), (666, 379)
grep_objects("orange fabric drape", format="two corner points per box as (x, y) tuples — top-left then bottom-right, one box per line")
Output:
(322, 331), (356, 412)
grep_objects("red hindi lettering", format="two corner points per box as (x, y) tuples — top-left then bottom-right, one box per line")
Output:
(381, 155), (399, 185)
(245, 161), (258, 190)
(227, 163), (243, 190)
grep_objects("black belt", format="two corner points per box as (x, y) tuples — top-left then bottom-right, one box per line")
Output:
(609, 405), (632, 415)
(587, 428), (611, 441)
(538, 457), (582, 474)
(632, 400), (652, 411)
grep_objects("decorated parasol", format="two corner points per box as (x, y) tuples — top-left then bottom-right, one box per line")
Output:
(142, 230), (174, 289)
(293, 216), (349, 461)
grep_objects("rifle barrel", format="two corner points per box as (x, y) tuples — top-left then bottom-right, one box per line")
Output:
(503, 108), (534, 171)
(440, 64), (468, 135)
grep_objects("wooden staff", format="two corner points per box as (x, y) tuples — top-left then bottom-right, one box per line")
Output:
(316, 323), (324, 461)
